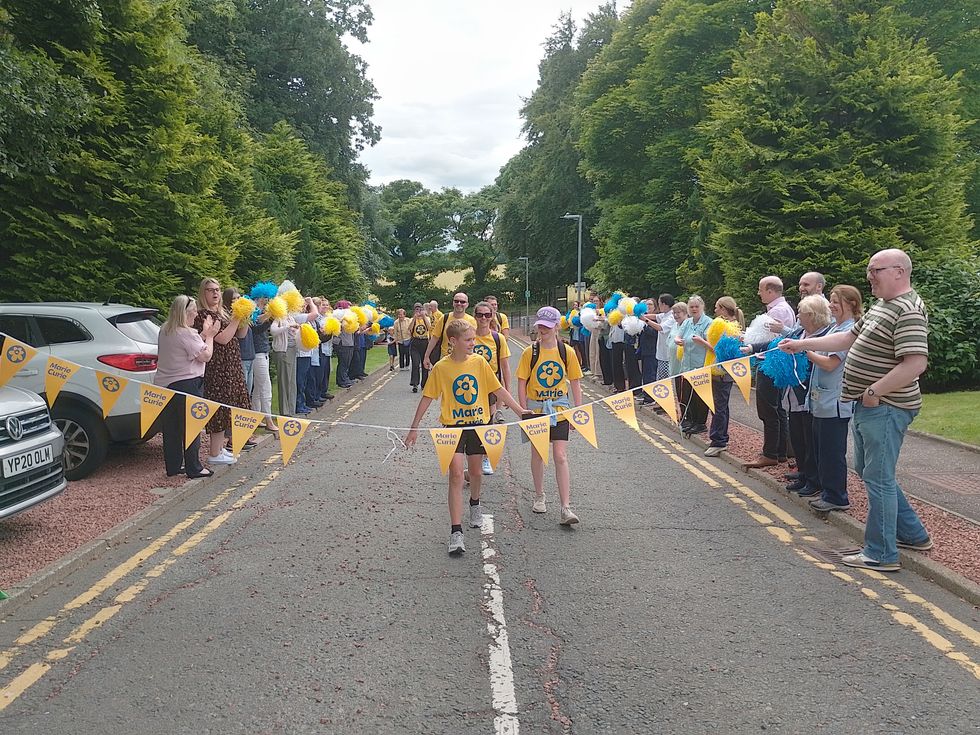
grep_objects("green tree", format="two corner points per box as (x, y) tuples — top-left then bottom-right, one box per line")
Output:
(253, 122), (366, 300)
(447, 186), (499, 289)
(493, 6), (617, 300)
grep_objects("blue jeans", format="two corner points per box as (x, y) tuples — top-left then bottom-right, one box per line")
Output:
(241, 359), (254, 396)
(852, 403), (928, 563)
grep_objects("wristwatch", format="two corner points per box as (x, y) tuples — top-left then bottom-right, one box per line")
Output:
(866, 387), (877, 397)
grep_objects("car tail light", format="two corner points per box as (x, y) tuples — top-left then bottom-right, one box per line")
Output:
(97, 353), (158, 372)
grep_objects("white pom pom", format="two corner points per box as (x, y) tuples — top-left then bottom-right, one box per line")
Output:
(277, 279), (297, 296)
(743, 314), (779, 345)
(332, 309), (349, 323)
(618, 297), (636, 316)
(622, 315), (644, 336)
(580, 307), (599, 331)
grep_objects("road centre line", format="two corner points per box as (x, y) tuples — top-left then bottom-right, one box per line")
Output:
(481, 515), (520, 735)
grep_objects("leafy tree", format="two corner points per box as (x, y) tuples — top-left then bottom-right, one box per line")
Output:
(447, 186), (500, 289)
(493, 6), (617, 300)
(253, 122), (366, 299)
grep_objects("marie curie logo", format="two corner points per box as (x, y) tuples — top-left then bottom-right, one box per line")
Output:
(536, 360), (564, 388)
(283, 419), (302, 437)
(473, 344), (493, 363)
(731, 361), (748, 378)
(483, 428), (502, 446)
(452, 374), (478, 405)
(101, 376), (121, 392)
(571, 409), (590, 426)
(652, 383), (670, 399)
(5, 344), (27, 363)
(190, 401), (210, 420)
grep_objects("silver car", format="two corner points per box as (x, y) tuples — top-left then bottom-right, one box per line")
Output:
(0, 303), (160, 480)
(0, 385), (68, 519)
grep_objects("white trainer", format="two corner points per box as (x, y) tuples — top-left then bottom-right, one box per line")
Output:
(481, 457), (494, 475)
(209, 453), (237, 465)
(532, 496), (547, 514)
(560, 506), (580, 525)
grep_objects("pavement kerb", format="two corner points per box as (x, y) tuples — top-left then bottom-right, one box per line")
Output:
(907, 429), (980, 455)
(0, 367), (391, 615)
(582, 374), (980, 608)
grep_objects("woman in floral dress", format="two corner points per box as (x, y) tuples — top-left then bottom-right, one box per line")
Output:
(194, 278), (251, 465)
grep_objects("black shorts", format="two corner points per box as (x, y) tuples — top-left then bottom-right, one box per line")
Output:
(522, 414), (570, 442)
(444, 425), (487, 455)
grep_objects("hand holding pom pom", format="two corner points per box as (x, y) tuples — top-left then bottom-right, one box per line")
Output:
(231, 297), (256, 323)
(299, 322), (320, 350)
(266, 296), (287, 321)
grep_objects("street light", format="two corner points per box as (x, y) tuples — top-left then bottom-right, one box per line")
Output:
(561, 213), (583, 304)
(517, 256), (529, 330)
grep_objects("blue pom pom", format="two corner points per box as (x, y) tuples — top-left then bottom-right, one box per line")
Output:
(571, 316), (581, 327)
(249, 281), (278, 300)
(604, 299), (617, 315)
(714, 335), (743, 364)
(361, 300), (377, 307)
(610, 292), (624, 305)
(580, 326), (591, 338)
(378, 315), (395, 329)
(583, 302), (596, 310)
(633, 302), (649, 317)
(759, 337), (811, 388)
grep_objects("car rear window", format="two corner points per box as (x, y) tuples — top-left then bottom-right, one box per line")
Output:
(111, 311), (161, 344)
(35, 316), (91, 344)
(0, 315), (35, 346)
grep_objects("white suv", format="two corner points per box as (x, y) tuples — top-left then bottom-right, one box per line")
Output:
(0, 303), (160, 480)
(0, 385), (68, 519)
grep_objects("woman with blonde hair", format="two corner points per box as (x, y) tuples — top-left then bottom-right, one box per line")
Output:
(155, 295), (221, 478)
(674, 295), (712, 434)
(194, 277), (251, 465)
(704, 296), (744, 456)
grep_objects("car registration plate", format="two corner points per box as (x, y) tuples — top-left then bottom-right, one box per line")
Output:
(2, 444), (54, 478)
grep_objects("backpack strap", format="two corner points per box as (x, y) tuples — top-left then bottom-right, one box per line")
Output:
(528, 339), (567, 375)
(492, 331), (502, 381)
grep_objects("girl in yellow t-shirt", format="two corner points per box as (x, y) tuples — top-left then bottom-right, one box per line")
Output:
(406, 320), (530, 556)
(516, 306), (583, 525)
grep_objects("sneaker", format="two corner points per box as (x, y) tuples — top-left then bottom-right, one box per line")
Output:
(797, 486), (821, 498)
(482, 457), (494, 475)
(785, 479), (808, 492)
(220, 447), (235, 457)
(840, 552), (900, 572)
(809, 498), (851, 512)
(704, 445), (725, 457)
(532, 496), (547, 514)
(469, 503), (484, 528)
(412, 386), (418, 393)
(560, 506), (580, 525)
(209, 453), (237, 465)
(897, 537), (934, 551)
(448, 530), (465, 555)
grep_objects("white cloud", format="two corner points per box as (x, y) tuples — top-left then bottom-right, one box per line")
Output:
(351, 0), (614, 192)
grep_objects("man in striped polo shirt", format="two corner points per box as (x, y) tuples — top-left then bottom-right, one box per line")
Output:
(781, 249), (931, 571)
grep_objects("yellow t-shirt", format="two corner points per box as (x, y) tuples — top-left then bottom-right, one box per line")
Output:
(423, 354), (502, 426)
(517, 343), (583, 404)
(473, 331), (511, 376)
(410, 316), (430, 339)
(432, 312), (478, 357)
(494, 312), (510, 332)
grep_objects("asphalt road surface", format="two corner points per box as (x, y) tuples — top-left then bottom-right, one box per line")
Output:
(1, 339), (978, 733)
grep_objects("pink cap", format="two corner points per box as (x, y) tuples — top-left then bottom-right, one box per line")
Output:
(534, 306), (561, 329)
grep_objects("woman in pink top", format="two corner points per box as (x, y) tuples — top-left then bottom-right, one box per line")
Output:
(156, 295), (220, 478)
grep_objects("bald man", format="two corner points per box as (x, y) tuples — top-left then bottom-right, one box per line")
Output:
(781, 249), (931, 571)
(798, 271), (826, 298)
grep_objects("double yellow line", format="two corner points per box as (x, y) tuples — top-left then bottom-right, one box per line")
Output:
(0, 371), (396, 712)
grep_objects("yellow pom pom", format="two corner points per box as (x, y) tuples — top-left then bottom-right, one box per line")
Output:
(322, 316), (341, 337)
(677, 345), (684, 361)
(300, 322), (320, 350)
(342, 316), (359, 334)
(365, 306), (378, 323)
(607, 310), (624, 327)
(282, 289), (304, 314)
(231, 297), (256, 323)
(618, 297), (636, 315)
(351, 306), (368, 326)
(266, 296), (287, 321)
(570, 309), (579, 319)
(370, 322), (381, 335)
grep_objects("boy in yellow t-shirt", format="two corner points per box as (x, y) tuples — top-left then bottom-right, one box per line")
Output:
(406, 320), (529, 556)
(516, 306), (584, 525)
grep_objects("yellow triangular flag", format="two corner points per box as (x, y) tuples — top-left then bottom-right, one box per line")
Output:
(429, 427), (464, 475)
(603, 391), (638, 430)
(139, 384), (174, 437)
(230, 408), (263, 455)
(559, 405), (598, 448)
(184, 397), (220, 449)
(0, 337), (39, 388)
(721, 357), (752, 405)
(279, 417), (311, 465)
(44, 356), (81, 407)
(520, 415), (551, 465)
(683, 367), (715, 413)
(473, 424), (507, 471)
(643, 379), (679, 424)
(95, 371), (129, 418)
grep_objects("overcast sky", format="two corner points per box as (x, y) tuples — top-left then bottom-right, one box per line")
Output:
(351, 1), (616, 193)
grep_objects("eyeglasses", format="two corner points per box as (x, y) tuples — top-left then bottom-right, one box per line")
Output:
(453, 299), (467, 304)
(866, 265), (903, 276)
(475, 312), (492, 318)
(205, 287), (220, 293)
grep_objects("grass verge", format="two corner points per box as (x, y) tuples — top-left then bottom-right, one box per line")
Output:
(916, 391), (980, 446)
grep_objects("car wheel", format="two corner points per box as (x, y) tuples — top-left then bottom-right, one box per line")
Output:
(53, 407), (110, 480)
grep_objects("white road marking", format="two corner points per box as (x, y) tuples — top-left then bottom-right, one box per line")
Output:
(481, 515), (520, 734)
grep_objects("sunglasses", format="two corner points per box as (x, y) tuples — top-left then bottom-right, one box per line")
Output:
(475, 312), (492, 318)
(453, 299), (467, 304)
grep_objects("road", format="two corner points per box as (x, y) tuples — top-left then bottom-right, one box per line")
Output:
(1, 337), (978, 733)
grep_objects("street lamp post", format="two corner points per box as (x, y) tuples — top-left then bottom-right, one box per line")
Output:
(561, 213), (583, 304)
(517, 256), (529, 330)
